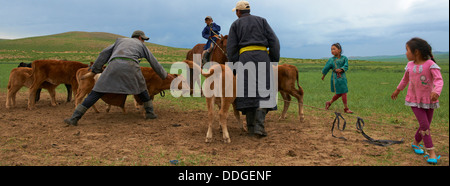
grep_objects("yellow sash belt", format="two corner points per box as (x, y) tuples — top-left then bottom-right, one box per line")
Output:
(239, 45), (269, 55)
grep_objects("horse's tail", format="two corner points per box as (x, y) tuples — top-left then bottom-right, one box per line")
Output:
(295, 66), (304, 96)
(183, 60), (215, 78)
(201, 68), (215, 78)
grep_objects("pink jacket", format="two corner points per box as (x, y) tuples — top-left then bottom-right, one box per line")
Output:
(397, 60), (443, 109)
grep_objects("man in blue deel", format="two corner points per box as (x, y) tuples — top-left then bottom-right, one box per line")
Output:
(201, 16), (221, 64)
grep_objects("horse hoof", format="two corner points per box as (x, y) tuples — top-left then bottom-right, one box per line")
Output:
(205, 138), (213, 143)
(299, 117), (305, 123)
(223, 138), (231, 144)
(278, 116), (287, 121)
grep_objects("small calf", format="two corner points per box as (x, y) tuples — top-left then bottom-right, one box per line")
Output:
(18, 62), (73, 103)
(28, 60), (88, 110)
(75, 66), (188, 117)
(6, 67), (58, 109)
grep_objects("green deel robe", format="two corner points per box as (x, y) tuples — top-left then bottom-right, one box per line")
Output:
(322, 56), (349, 94)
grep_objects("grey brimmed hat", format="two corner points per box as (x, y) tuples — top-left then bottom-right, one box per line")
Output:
(132, 30), (149, 41)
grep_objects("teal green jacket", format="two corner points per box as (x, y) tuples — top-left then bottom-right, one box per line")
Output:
(322, 56), (349, 94)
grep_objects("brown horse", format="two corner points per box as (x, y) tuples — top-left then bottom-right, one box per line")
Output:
(209, 35), (229, 64)
(185, 36), (229, 92)
(185, 44), (205, 61)
(190, 35), (305, 122)
(185, 35), (228, 64)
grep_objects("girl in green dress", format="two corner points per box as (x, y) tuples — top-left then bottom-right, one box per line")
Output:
(321, 43), (353, 114)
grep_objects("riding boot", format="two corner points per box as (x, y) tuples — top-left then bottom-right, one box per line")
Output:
(245, 109), (256, 136)
(143, 100), (157, 119)
(202, 51), (211, 65)
(64, 104), (88, 126)
(254, 108), (268, 137)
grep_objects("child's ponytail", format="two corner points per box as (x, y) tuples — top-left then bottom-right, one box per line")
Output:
(430, 54), (436, 63)
(425, 41), (436, 63)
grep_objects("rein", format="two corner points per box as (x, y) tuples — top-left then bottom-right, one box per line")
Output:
(331, 113), (404, 147)
(209, 29), (227, 56)
(356, 117), (404, 147)
(331, 112), (347, 140)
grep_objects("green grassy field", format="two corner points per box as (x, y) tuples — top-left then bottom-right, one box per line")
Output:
(350, 52), (449, 64)
(0, 31), (188, 63)
(158, 59), (449, 128)
(283, 59), (449, 129)
(1, 31), (449, 133)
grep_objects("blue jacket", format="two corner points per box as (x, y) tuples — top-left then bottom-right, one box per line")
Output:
(202, 22), (221, 50)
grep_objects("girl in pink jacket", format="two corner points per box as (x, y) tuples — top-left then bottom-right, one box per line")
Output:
(391, 38), (444, 164)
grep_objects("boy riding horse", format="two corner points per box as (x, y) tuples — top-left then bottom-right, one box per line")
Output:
(202, 16), (221, 65)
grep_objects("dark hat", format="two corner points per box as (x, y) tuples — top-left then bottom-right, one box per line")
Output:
(132, 30), (149, 41)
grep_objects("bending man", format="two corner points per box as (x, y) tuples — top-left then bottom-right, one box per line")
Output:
(64, 30), (175, 126)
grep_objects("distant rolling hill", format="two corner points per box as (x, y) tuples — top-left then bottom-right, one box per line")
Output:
(1, 31), (448, 64)
(0, 31), (189, 63)
(349, 51), (449, 63)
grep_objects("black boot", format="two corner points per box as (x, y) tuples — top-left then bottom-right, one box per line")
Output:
(202, 51), (211, 65)
(64, 104), (88, 126)
(254, 108), (268, 137)
(144, 100), (157, 119)
(245, 110), (256, 136)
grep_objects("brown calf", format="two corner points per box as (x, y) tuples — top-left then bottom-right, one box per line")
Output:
(277, 64), (305, 122)
(74, 67), (102, 113)
(18, 62), (73, 102)
(187, 60), (242, 143)
(185, 60), (305, 123)
(28, 60), (88, 110)
(198, 36), (305, 122)
(6, 67), (58, 109)
(75, 66), (188, 117)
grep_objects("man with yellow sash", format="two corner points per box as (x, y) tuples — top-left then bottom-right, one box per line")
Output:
(227, 1), (280, 137)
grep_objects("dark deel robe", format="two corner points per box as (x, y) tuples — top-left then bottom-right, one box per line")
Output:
(227, 13), (280, 113)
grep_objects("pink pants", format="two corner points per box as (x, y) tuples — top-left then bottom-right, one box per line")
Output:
(331, 93), (347, 105)
(411, 107), (434, 150)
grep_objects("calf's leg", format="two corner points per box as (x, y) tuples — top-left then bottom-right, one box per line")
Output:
(219, 98), (232, 143)
(279, 91), (291, 120)
(205, 97), (215, 143)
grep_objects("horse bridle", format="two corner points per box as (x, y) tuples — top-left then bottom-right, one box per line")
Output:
(209, 29), (227, 56)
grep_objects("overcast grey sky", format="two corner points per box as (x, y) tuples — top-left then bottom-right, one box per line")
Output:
(0, 0), (448, 59)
